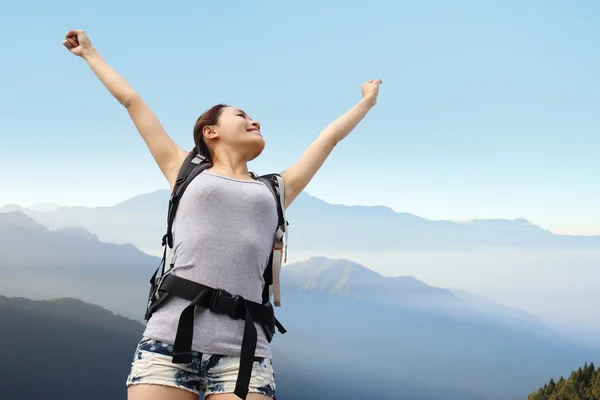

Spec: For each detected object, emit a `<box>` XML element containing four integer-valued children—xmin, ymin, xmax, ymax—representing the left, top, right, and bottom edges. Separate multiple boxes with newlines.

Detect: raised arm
<box><xmin>280</xmin><ymin>79</ymin><xmax>382</xmax><ymax>209</ymax></box>
<box><xmin>62</xmin><ymin>30</ymin><xmax>188</xmax><ymax>190</ymax></box>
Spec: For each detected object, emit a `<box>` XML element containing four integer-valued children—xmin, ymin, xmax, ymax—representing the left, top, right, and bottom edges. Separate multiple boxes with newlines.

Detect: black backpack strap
<box><xmin>257</xmin><ymin>173</ymin><xmax>288</xmax><ymax>307</ymax></box>
<box><xmin>166</xmin><ymin>153</ymin><xmax>212</xmax><ymax>248</ymax></box>
<box><xmin>144</xmin><ymin>240</ymin><xmax>169</xmax><ymax>320</ymax></box>
<box><xmin>144</xmin><ymin>152</ymin><xmax>211</xmax><ymax>320</ymax></box>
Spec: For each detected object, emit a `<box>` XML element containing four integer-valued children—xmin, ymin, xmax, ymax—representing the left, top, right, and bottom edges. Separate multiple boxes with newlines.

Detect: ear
<box><xmin>202</xmin><ymin>125</ymin><xmax>219</xmax><ymax>141</ymax></box>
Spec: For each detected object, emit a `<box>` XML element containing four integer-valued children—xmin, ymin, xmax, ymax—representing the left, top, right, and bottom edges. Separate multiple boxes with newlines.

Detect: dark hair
<box><xmin>192</xmin><ymin>104</ymin><xmax>229</xmax><ymax>163</ymax></box>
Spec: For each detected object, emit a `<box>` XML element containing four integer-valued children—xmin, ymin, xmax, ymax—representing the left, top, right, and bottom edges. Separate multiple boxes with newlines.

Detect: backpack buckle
<box><xmin>210</xmin><ymin>288</ymin><xmax>243</xmax><ymax>319</ymax></box>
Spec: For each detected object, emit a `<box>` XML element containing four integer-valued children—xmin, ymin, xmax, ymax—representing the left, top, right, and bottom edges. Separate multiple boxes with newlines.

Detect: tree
<box><xmin>526</xmin><ymin>362</ymin><xmax>600</xmax><ymax>400</ymax></box>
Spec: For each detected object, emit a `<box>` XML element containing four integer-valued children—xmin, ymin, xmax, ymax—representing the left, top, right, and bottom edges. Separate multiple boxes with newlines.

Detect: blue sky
<box><xmin>1</xmin><ymin>0</ymin><xmax>599</xmax><ymax>235</ymax></box>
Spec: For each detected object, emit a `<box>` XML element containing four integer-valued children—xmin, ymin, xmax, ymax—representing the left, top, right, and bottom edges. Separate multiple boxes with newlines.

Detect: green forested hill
<box><xmin>526</xmin><ymin>362</ymin><xmax>600</xmax><ymax>400</ymax></box>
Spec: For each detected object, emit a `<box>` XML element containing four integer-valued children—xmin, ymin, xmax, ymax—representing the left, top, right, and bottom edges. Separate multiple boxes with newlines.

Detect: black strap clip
<box><xmin>210</xmin><ymin>288</ymin><xmax>243</xmax><ymax>319</ymax></box>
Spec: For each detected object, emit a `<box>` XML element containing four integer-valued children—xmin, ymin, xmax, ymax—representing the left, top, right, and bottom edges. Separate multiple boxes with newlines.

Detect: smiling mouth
<box><xmin>247</xmin><ymin>129</ymin><xmax>261</xmax><ymax>135</ymax></box>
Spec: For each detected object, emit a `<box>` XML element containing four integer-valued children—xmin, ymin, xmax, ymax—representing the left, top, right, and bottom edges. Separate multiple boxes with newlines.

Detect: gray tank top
<box><xmin>143</xmin><ymin>170</ymin><xmax>279</xmax><ymax>358</ymax></box>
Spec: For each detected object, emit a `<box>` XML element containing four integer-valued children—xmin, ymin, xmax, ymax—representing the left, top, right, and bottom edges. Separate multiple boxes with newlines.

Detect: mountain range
<box><xmin>1</xmin><ymin>210</ymin><xmax>598</xmax><ymax>400</ymax></box>
<box><xmin>0</xmin><ymin>294</ymin><xmax>482</xmax><ymax>400</ymax></box>
<box><xmin>2</xmin><ymin>189</ymin><xmax>599</xmax><ymax>255</ymax></box>
<box><xmin>0</xmin><ymin>209</ymin><xmax>156</xmax><ymax>273</ymax></box>
<box><xmin>0</xmin><ymin>295</ymin><xmax>144</xmax><ymax>400</ymax></box>
<box><xmin>283</xmin><ymin>256</ymin><xmax>555</xmax><ymax>338</ymax></box>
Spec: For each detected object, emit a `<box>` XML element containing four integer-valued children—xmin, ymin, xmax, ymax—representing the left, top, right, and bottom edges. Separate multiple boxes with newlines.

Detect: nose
<box><xmin>250</xmin><ymin>120</ymin><xmax>260</xmax><ymax>130</ymax></box>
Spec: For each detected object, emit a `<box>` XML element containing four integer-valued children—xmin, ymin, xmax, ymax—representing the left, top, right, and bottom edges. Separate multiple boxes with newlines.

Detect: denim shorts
<box><xmin>126</xmin><ymin>336</ymin><xmax>276</xmax><ymax>398</ymax></box>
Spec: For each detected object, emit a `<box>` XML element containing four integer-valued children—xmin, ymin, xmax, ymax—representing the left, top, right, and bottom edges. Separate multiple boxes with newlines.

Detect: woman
<box><xmin>63</xmin><ymin>29</ymin><xmax>381</xmax><ymax>400</ymax></box>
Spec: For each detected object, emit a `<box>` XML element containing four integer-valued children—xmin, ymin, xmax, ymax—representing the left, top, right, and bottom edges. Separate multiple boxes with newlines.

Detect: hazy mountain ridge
<box><xmin>0</xmin><ymin>211</ymin><xmax>158</xmax><ymax>271</ymax></box>
<box><xmin>0</xmin><ymin>294</ymin><xmax>488</xmax><ymax>400</ymax></box>
<box><xmin>279</xmin><ymin>256</ymin><xmax>575</xmax><ymax>345</ymax></box>
<box><xmin>2</xmin><ymin>190</ymin><xmax>599</xmax><ymax>254</ymax></box>
<box><xmin>450</xmin><ymin>288</ymin><xmax>549</xmax><ymax>327</ymax></box>
<box><xmin>1</xmin><ymin>213</ymin><xmax>598</xmax><ymax>400</ymax></box>
<box><xmin>284</xmin><ymin>255</ymin><xmax>446</xmax><ymax>291</ymax></box>
<box><xmin>2</xmin><ymin>290</ymin><xmax>594</xmax><ymax>400</ymax></box>
<box><xmin>0</xmin><ymin>211</ymin><xmax>583</xmax><ymax>343</ymax></box>
<box><xmin>0</xmin><ymin>294</ymin><xmax>144</xmax><ymax>400</ymax></box>
<box><xmin>448</xmin><ymin>288</ymin><xmax>557</xmax><ymax>340</ymax></box>
<box><xmin>281</xmin><ymin>256</ymin><xmax>474</xmax><ymax>315</ymax></box>
<box><xmin>0</xmin><ymin>211</ymin><xmax>536</xmax><ymax>324</ymax></box>
<box><xmin>0</xmin><ymin>294</ymin><xmax>144</xmax><ymax>334</ymax></box>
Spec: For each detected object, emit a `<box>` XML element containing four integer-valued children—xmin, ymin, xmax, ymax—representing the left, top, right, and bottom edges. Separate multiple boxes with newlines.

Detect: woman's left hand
<box><xmin>361</xmin><ymin>78</ymin><xmax>383</xmax><ymax>106</ymax></box>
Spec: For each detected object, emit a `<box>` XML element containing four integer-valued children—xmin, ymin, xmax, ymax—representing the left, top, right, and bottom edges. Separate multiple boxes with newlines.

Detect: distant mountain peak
<box><xmin>283</xmin><ymin>257</ymin><xmax>379</xmax><ymax>292</ymax></box>
<box><xmin>0</xmin><ymin>204</ymin><xmax>28</xmax><ymax>213</ymax></box>
<box><xmin>299</xmin><ymin>192</ymin><xmax>397</xmax><ymax>212</ymax></box>
<box><xmin>110</xmin><ymin>189</ymin><xmax>170</xmax><ymax>213</ymax></box>
<box><xmin>0</xmin><ymin>209</ymin><xmax>159</xmax><ymax>269</ymax></box>
<box><xmin>289</xmin><ymin>256</ymin><xmax>382</xmax><ymax>275</ymax></box>
<box><xmin>27</xmin><ymin>203</ymin><xmax>63</xmax><ymax>212</ymax></box>
<box><xmin>291</xmin><ymin>192</ymin><xmax>427</xmax><ymax>222</ymax></box>
<box><xmin>472</xmin><ymin>217</ymin><xmax>531</xmax><ymax>223</ymax></box>
<box><xmin>0</xmin><ymin>211</ymin><xmax>101</xmax><ymax>240</ymax></box>
<box><xmin>0</xmin><ymin>210</ymin><xmax>44</xmax><ymax>228</ymax></box>
<box><xmin>281</xmin><ymin>256</ymin><xmax>464</xmax><ymax>313</ymax></box>
<box><xmin>460</xmin><ymin>217</ymin><xmax>540</xmax><ymax>230</ymax></box>
<box><xmin>54</xmin><ymin>226</ymin><xmax>100</xmax><ymax>241</ymax></box>
<box><xmin>4</xmin><ymin>185</ymin><xmax>598</xmax><ymax>255</ymax></box>
<box><xmin>284</xmin><ymin>256</ymin><xmax>436</xmax><ymax>293</ymax></box>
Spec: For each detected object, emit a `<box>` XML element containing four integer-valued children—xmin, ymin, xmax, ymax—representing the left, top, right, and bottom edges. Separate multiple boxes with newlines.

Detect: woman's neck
<box><xmin>208</xmin><ymin>160</ymin><xmax>252</xmax><ymax>181</ymax></box>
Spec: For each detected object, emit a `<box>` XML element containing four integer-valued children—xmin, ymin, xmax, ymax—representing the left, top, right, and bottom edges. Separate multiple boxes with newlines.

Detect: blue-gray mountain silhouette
<box><xmin>281</xmin><ymin>256</ymin><xmax>470</xmax><ymax>313</ymax></box>
<box><xmin>0</xmin><ymin>295</ymin><xmax>144</xmax><ymax>400</ymax></box>
<box><xmin>0</xmin><ymin>210</ymin><xmax>157</xmax><ymax>271</ymax></box>
<box><xmin>1</xmin><ymin>211</ymin><xmax>597</xmax><ymax>400</ymax></box>
<box><xmin>0</xmin><ymin>294</ymin><xmax>488</xmax><ymax>400</ymax></box>
<box><xmin>1</xmin><ymin>190</ymin><xmax>598</xmax><ymax>253</ymax></box>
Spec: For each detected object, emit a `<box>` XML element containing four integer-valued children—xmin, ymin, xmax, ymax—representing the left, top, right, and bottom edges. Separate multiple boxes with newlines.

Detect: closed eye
<box><xmin>235</xmin><ymin>109</ymin><xmax>250</xmax><ymax>119</ymax></box>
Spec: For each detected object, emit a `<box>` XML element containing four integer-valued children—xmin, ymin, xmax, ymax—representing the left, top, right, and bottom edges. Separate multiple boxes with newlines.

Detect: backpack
<box><xmin>143</xmin><ymin>152</ymin><xmax>288</xmax><ymax>400</ymax></box>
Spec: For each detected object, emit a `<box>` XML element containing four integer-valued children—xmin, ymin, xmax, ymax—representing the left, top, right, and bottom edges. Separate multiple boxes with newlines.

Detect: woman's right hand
<box><xmin>62</xmin><ymin>30</ymin><xmax>94</xmax><ymax>58</ymax></box>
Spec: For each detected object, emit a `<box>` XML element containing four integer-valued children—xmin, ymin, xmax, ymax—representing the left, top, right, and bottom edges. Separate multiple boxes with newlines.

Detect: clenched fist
<box><xmin>62</xmin><ymin>30</ymin><xmax>94</xmax><ymax>57</ymax></box>
<box><xmin>362</xmin><ymin>78</ymin><xmax>383</xmax><ymax>106</ymax></box>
